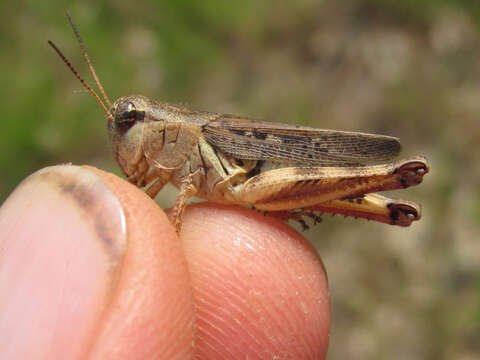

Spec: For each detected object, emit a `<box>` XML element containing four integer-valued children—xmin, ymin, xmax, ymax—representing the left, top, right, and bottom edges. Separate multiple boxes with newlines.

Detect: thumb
<box><xmin>0</xmin><ymin>165</ymin><xmax>196</xmax><ymax>359</ymax></box>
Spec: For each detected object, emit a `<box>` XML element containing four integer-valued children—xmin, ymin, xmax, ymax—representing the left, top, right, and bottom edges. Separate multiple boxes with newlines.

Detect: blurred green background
<box><xmin>1</xmin><ymin>0</ymin><xmax>479</xmax><ymax>358</ymax></box>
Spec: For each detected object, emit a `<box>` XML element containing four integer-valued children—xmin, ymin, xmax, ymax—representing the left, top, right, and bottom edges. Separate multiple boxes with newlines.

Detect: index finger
<box><xmin>181</xmin><ymin>203</ymin><xmax>330</xmax><ymax>359</ymax></box>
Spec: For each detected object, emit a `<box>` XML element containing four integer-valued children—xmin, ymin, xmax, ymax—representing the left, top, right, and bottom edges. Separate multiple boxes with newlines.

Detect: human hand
<box><xmin>0</xmin><ymin>165</ymin><xmax>330</xmax><ymax>359</ymax></box>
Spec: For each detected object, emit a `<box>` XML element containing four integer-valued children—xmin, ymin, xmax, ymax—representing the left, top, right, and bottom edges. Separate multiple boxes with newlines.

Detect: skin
<box><xmin>0</xmin><ymin>165</ymin><xmax>330</xmax><ymax>360</ymax></box>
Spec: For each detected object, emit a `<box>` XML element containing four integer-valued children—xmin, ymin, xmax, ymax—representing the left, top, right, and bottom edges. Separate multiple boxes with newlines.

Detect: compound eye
<box><xmin>124</xmin><ymin>102</ymin><xmax>135</xmax><ymax>113</ymax></box>
<box><xmin>114</xmin><ymin>102</ymin><xmax>145</xmax><ymax>132</ymax></box>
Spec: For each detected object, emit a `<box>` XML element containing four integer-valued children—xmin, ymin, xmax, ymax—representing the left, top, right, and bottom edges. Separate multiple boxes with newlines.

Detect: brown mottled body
<box><xmin>50</xmin><ymin>14</ymin><xmax>429</xmax><ymax>232</ymax></box>
<box><xmin>108</xmin><ymin>95</ymin><xmax>428</xmax><ymax>231</ymax></box>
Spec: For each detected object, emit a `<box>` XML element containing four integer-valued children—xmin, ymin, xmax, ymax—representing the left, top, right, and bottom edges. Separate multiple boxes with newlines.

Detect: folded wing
<box><xmin>203</xmin><ymin>116</ymin><xmax>401</xmax><ymax>166</ymax></box>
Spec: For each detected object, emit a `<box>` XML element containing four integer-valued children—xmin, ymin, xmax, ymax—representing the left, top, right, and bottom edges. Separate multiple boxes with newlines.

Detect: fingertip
<box><xmin>0</xmin><ymin>165</ymin><xmax>128</xmax><ymax>359</ymax></box>
<box><xmin>181</xmin><ymin>203</ymin><xmax>330</xmax><ymax>359</ymax></box>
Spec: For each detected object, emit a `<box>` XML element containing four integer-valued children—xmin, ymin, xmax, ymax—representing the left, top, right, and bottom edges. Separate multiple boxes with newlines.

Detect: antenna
<box><xmin>48</xmin><ymin>12</ymin><xmax>114</xmax><ymax>122</ymax></box>
<box><xmin>65</xmin><ymin>10</ymin><xmax>112</xmax><ymax>108</ymax></box>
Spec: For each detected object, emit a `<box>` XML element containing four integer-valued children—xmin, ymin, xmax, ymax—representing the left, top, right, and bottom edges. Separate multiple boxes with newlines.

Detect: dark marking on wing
<box><xmin>231</xmin><ymin>128</ymin><xmax>246</xmax><ymax>136</ymax></box>
<box><xmin>253</xmin><ymin>129</ymin><xmax>267</xmax><ymax>140</ymax></box>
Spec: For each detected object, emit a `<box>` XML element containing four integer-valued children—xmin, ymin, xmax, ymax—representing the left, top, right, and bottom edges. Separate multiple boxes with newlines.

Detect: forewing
<box><xmin>203</xmin><ymin>115</ymin><xmax>401</xmax><ymax>166</ymax></box>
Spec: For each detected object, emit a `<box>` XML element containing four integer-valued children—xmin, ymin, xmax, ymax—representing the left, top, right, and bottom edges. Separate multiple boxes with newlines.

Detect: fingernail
<box><xmin>0</xmin><ymin>165</ymin><xmax>127</xmax><ymax>359</ymax></box>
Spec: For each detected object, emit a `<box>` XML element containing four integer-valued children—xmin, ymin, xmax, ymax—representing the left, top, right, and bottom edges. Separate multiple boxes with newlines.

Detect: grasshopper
<box><xmin>49</xmin><ymin>13</ymin><xmax>429</xmax><ymax>232</ymax></box>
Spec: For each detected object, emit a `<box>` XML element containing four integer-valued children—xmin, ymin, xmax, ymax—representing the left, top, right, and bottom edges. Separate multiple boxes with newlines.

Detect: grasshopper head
<box><xmin>108</xmin><ymin>95</ymin><xmax>150</xmax><ymax>176</ymax></box>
